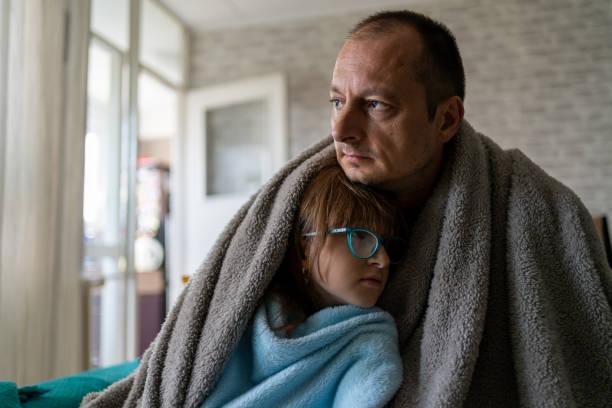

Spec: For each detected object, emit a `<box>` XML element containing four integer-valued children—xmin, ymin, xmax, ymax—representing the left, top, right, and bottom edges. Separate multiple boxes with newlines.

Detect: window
<box><xmin>91</xmin><ymin>0</ymin><xmax>129</xmax><ymax>51</ymax></box>
<box><xmin>140</xmin><ymin>0</ymin><xmax>187</xmax><ymax>87</ymax></box>
<box><xmin>83</xmin><ymin>38</ymin><xmax>127</xmax><ymax>367</ymax></box>
<box><xmin>83</xmin><ymin>0</ymin><xmax>188</xmax><ymax>367</ymax></box>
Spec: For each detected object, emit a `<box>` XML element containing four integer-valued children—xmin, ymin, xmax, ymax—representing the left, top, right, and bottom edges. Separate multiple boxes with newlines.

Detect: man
<box><xmin>331</xmin><ymin>12</ymin><xmax>464</xmax><ymax>211</ymax></box>
<box><xmin>329</xmin><ymin>10</ymin><xmax>612</xmax><ymax>407</ymax></box>
<box><xmin>81</xmin><ymin>10</ymin><xmax>611</xmax><ymax>408</ymax></box>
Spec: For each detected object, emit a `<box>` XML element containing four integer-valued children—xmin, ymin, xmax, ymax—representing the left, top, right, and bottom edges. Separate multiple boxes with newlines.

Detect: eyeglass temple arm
<box><xmin>302</xmin><ymin>227</ymin><xmax>349</xmax><ymax>237</ymax></box>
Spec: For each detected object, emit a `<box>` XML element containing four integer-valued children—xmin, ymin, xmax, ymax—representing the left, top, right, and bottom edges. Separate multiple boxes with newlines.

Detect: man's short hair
<box><xmin>349</xmin><ymin>10</ymin><xmax>465</xmax><ymax>120</ymax></box>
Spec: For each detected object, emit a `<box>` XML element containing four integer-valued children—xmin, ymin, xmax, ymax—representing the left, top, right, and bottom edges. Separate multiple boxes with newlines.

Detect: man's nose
<box><xmin>331</xmin><ymin>104</ymin><xmax>364</xmax><ymax>144</ymax></box>
<box><xmin>367</xmin><ymin>247</ymin><xmax>390</xmax><ymax>269</ymax></box>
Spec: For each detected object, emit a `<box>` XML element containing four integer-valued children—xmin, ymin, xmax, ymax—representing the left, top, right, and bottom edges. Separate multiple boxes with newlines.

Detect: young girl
<box><xmin>202</xmin><ymin>160</ymin><xmax>406</xmax><ymax>408</ymax></box>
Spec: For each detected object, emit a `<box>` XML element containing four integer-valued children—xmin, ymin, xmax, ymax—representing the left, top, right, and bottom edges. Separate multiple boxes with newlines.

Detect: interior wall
<box><xmin>190</xmin><ymin>0</ymin><xmax>612</xmax><ymax>219</ymax></box>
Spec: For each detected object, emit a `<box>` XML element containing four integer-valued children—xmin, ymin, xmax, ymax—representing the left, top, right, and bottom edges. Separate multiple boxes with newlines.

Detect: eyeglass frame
<box><xmin>302</xmin><ymin>227</ymin><xmax>405</xmax><ymax>264</ymax></box>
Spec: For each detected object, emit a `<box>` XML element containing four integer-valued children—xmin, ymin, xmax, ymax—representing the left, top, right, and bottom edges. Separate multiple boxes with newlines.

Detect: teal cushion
<box><xmin>0</xmin><ymin>382</ymin><xmax>21</xmax><ymax>408</ymax></box>
<box><xmin>20</xmin><ymin>377</ymin><xmax>110</xmax><ymax>408</ymax></box>
<box><xmin>0</xmin><ymin>360</ymin><xmax>139</xmax><ymax>408</ymax></box>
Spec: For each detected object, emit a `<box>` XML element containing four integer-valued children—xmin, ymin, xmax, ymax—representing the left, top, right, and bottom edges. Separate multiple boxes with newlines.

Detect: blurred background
<box><xmin>0</xmin><ymin>0</ymin><xmax>610</xmax><ymax>385</ymax></box>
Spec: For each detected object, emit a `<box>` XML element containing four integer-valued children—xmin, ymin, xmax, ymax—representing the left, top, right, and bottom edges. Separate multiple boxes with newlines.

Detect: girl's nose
<box><xmin>367</xmin><ymin>246</ymin><xmax>390</xmax><ymax>268</ymax></box>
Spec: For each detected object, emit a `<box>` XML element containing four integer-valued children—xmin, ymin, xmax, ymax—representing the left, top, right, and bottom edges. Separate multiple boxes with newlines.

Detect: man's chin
<box><xmin>340</xmin><ymin>164</ymin><xmax>401</xmax><ymax>193</ymax></box>
<box><xmin>341</xmin><ymin>165</ymin><xmax>377</xmax><ymax>186</ymax></box>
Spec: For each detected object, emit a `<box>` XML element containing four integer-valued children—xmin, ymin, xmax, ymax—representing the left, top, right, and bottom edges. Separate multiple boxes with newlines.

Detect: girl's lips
<box><xmin>360</xmin><ymin>277</ymin><xmax>383</xmax><ymax>288</ymax></box>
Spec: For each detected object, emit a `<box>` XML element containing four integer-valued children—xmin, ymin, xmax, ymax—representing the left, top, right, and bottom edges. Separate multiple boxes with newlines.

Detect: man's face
<box><xmin>330</xmin><ymin>28</ymin><xmax>447</xmax><ymax>197</ymax></box>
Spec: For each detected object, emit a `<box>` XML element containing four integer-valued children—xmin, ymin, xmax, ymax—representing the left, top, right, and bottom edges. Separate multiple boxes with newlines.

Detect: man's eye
<box><xmin>367</xmin><ymin>100</ymin><xmax>385</xmax><ymax>110</ymax></box>
<box><xmin>329</xmin><ymin>98</ymin><xmax>343</xmax><ymax>109</ymax></box>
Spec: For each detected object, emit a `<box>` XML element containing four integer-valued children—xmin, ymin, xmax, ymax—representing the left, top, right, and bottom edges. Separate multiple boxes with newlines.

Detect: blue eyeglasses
<box><xmin>303</xmin><ymin>227</ymin><xmax>406</xmax><ymax>264</ymax></box>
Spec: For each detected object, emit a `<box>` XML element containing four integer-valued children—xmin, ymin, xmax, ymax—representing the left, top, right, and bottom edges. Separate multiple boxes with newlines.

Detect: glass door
<box><xmin>82</xmin><ymin>0</ymin><xmax>188</xmax><ymax>368</ymax></box>
<box><xmin>83</xmin><ymin>37</ymin><xmax>129</xmax><ymax>367</ymax></box>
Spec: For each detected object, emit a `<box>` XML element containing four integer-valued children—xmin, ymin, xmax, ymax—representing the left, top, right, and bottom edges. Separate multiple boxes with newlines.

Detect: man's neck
<box><xmin>394</xmin><ymin>148</ymin><xmax>447</xmax><ymax>211</ymax></box>
<box><xmin>395</xmin><ymin>183</ymin><xmax>435</xmax><ymax>211</ymax></box>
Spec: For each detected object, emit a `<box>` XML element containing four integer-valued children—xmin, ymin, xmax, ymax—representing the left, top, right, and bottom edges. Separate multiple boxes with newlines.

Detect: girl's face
<box><xmin>306</xmin><ymin>233</ymin><xmax>390</xmax><ymax>308</ymax></box>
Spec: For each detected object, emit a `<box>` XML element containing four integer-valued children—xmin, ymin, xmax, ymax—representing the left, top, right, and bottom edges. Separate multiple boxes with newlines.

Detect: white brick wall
<box><xmin>190</xmin><ymin>0</ymin><xmax>612</xmax><ymax>219</ymax></box>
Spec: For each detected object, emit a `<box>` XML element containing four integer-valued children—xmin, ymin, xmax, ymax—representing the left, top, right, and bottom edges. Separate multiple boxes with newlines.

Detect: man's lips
<box><xmin>335</xmin><ymin>141</ymin><xmax>372</xmax><ymax>160</ymax></box>
<box><xmin>342</xmin><ymin>151</ymin><xmax>371</xmax><ymax>161</ymax></box>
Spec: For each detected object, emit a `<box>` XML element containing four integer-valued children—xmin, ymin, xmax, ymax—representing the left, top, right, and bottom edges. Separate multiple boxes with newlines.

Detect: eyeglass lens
<box><xmin>349</xmin><ymin>229</ymin><xmax>379</xmax><ymax>258</ymax></box>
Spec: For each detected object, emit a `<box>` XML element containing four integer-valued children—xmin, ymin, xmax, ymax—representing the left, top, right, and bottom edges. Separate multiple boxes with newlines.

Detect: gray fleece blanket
<box><xmin>82</xmin><ymin>121</ymin><xmax>612</xmax><ymax>407</ymax></box>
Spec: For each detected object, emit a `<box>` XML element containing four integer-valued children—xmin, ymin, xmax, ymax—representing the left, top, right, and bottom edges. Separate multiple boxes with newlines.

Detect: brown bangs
<box><xmin>298</xmin><ymin>159</ymin><xmax>402</xmax><ymax>271</ymax></box>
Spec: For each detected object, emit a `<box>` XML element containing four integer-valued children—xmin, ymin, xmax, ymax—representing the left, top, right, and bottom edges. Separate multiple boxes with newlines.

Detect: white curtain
<box><xmin>0</xmin><ymin>0</ymin><xmax>90</xmax><ymax>384</ymax></box>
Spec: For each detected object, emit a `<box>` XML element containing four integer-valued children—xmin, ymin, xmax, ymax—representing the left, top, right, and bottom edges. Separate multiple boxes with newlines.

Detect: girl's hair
<box><xmin>269</xmin><ymin>158</ymin><xmax>404</xmax><ymax>320</ymax></box>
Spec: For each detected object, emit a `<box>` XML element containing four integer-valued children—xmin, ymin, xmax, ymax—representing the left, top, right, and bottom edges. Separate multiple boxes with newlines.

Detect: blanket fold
<box><xmin>82</xmin><ymin>120</ymin><xmax>612</xmax><ymax>408</ymax></box>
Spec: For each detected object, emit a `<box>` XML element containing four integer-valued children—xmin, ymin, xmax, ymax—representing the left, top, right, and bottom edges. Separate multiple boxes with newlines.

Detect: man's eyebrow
<box><xmin>330</xmin><ymin>85</ymin><xmax>400</xmax><ymax>103</ymax></box>
<box><xmin>330</xmin><ymin>85</ymin><xmax>342</xmax><ymax>95</ymax></box>
<box><xmin>362</xmin><ymin>87</ymin><xmax>399</xmax><ymax>100</ymax></box>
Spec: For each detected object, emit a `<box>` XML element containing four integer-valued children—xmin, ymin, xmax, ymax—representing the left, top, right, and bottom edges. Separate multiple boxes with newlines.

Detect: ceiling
<box><xmin>161</xmin><ymin>0</ymin><xmax>416</xmax><ymax>31</ymax></box>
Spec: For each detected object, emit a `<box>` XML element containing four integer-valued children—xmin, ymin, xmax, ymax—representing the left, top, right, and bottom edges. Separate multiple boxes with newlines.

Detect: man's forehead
<box><xmin>330</xmin><ymin>82</ymin><xmax>399</xmax><ymax>100</ymax></box>
<box><xmin>333</xmin><ymin>28</ymin><xmax>422</xmax><ymax>79</ymax></box>
<box><xmin>331</xmin><ymin>32</ymin><xmax>421</xmax><ymax>93</ymax></box>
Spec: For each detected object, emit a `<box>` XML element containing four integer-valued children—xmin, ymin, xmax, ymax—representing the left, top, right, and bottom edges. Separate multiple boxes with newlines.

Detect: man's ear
<box><xmin>436</xmin><ymin>96</ymin><xmax>464</xmax><ymax>143</ymax></box>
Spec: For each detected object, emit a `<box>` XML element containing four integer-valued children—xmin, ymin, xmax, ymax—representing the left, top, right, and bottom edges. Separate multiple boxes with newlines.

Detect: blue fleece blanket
<box><xmin>201</xmin><ymin>298</ymin><xmax>402</xmax><ymax>408</ymax></box>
